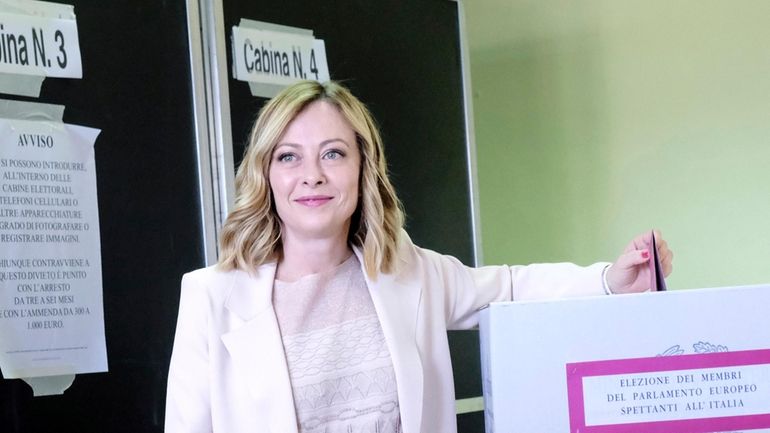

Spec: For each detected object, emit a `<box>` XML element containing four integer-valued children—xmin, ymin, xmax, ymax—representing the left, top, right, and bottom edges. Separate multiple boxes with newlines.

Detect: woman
<box><xmin>165</xmin><ymin>80</ymin><xmax>673</xmax><ymax>433</ymax></box>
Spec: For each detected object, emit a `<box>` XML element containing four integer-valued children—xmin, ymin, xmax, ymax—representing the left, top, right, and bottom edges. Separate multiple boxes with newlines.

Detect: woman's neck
<box><xmin>277</xmin><ymin>232</ymin><xmax>353</xmax><ymax>282</ymax></box>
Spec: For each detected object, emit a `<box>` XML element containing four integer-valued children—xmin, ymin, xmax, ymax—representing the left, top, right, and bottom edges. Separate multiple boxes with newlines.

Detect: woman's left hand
<box><xmin>605</xmin><ymin>230</ymin><xmax>673</xmax><ymax>294</ymax></box>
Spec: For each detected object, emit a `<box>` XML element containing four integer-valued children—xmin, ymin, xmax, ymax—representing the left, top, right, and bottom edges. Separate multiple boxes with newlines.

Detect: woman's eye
<box><xmin>277</xmin><ymin>153</ymin><xmax>296</xmax><ymax>162</ymax></box>
<box><xmin>323</xmin><ymin>150</ymin><xmax>344</xmax><ymax>160</ymax></box>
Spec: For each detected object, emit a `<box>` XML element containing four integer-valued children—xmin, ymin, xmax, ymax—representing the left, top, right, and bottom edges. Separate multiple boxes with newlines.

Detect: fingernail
<box><xmin>641</xmin><ymin>250</ymin><xmax>650</xmax><ymax>259</ymax></box>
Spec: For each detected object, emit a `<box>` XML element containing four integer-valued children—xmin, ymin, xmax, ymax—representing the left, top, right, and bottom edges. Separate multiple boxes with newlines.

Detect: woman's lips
<box><xmin>295</xmin><ymin>195</ymin><xmax>333</xmax><ymax>207</ymax></box>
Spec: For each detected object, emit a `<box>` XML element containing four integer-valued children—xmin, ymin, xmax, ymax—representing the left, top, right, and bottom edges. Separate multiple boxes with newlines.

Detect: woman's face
<box><xmin>268</xmin><ymin>100</ymin><xmax>361</xmax><ymax>242</ymax></box>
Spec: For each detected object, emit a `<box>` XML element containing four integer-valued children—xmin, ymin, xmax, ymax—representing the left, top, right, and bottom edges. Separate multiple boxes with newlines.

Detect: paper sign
<box><xmin>0</xmin><ymin>11</ymin><xmax>83</xmax><ymax>78</ymax></box>
<box><xmin>567</xmin><ymin>349</ymin><xmax>770</xmax><ymax>433</ymax></box>
<box><xmin>231</xmin><ymin>24</ymin><xmax>330</xmax><ymax>86</ymax></box>
<box><xmin>0</xmin><ymin>117</ymin><xmax>106</xmax><ymax>378</ymax></box>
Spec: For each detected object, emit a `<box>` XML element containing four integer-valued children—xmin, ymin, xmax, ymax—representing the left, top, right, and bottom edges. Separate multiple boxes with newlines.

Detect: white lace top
<box><xmin>273</xmin><ymin>255</ymin><xmax>402</xmax><ymax>433</ymax></box>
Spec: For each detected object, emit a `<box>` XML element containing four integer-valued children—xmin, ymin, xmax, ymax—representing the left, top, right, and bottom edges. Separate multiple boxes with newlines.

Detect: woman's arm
<box><xmin>407</xmin><ymin>239</ymin><xmax>607</xmax><ymax>331</ymax></box>
<box><xmin>165</xmin><ymin>273</ymin><xmax>213</xmax><ymax>433</ymax></box>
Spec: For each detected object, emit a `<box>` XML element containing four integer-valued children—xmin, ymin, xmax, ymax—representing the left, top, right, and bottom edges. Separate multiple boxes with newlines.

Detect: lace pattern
<box><xmin>273</xmin><ymin>255</ymin><xmax>402</xmax><ymax>433</ymax></box>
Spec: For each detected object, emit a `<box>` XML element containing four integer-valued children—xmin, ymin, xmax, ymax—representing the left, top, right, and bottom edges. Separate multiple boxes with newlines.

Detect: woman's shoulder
<box><xmin>395</xmin><ymin>229</ymin><xmax>449</xmax><ymax>263</ymax></box>
<box><xmin>183</xmin><ymin>264</ymin><xmax>230</xmax><ymax>284</ymax></box>
<box><xmin>178</xmin><ymin>265</ymin><xmax>231</xmax><ymax>303</ymax></box>
<box><xmin>182</xmin><ymin>262</ymin><xmax>276</xmax><ymax>291</ymax></box>
<box><xmin>392</xmin><ymin>229</ymin><xmax>453</xmax><ymax>274</ymax></box>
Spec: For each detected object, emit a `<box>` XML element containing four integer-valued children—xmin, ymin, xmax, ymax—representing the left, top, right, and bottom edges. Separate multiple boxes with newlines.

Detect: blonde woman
<box><xmin>165</xmin><ymin>80</ymin><xmax>673</xmax><ymax>433</ymax></box>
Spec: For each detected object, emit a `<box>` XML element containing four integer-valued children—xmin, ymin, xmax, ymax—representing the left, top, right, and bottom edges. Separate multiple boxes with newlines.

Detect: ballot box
<box><xmin>479</xmin><ymin>284</ymin><xmax>770</xmax><ymax>433</ymax></box>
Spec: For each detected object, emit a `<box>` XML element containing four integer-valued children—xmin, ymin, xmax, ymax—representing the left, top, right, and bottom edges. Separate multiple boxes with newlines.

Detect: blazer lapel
<box><xmin>354</xmin><ymin>248</ymin><xmax>424</xmax><ymax>433</ymax></box>
<box><xmin>220</xmin><ymin>264</ymin><xmax>299</xmax><ymax>433</ymax></box>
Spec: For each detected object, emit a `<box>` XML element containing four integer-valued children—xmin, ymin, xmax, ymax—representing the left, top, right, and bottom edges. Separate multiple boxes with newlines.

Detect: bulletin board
<box><xmin>0</xmin><ymin>1</ymin><xmax>205</xmax><ymax>432</ymax></box>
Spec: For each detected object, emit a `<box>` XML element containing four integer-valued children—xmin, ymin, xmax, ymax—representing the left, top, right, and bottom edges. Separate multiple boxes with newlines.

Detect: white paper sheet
<box><xmin>0</xmin><ymin>116</ymin><xmax>107</xmax><ymax>379</ymax></box>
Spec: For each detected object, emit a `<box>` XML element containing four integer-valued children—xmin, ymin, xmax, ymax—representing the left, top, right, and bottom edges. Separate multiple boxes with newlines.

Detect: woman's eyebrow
<box><xmin>273</xmin><ymin>137</ymin><xmax>352</xmax><ymax>154</ymax></box>
<box><xmin>274</xmin><ymin>142</ymin><xmax>301</xmax><ymax>150</ymax></box>
<box><xmin>320</xmin><ymin>138</ymin><xmax>351</xmax><ymax>148</ymax></box>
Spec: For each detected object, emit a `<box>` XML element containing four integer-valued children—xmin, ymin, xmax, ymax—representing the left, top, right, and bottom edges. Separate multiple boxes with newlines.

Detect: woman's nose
<box><xmin>302</xmin><ymin>160</ymin><xmax>325</xmax><ymax>186</ymax></box>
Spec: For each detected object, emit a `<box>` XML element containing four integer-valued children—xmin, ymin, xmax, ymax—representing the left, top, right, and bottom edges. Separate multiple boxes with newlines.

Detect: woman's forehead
<box><xmin>278</xmin><ymin>100</ymin><xmax>356</xmax><ymax>145</ymax></box>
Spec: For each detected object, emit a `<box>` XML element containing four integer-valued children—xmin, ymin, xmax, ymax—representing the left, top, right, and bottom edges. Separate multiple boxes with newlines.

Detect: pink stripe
<box><xmin>577</xmin><ymin>415</ymin><xmax>770</xmax><ymax>433</ymax></box>
<box><xmin>566</xmin><ymin>348</ymin><xmax>770</xmax><ymax>433</ymax></box>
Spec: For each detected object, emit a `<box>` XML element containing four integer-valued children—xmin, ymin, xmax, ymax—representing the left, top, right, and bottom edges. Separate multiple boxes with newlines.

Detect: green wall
<box><xmin>465</xmin><ymin>0</ymin><xmax>770</xmax><ymax>289</ymax></box>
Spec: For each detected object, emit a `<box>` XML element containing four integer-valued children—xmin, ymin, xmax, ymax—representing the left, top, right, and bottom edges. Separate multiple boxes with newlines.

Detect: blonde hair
<box><xmin>218</xmin><ymin>81</ymin><xmax>404</xmax><ymax>278</ymax></box>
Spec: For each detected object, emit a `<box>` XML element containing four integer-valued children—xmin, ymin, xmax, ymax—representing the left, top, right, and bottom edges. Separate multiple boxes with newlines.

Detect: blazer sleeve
<box><xmin>165</xmin><ymin>272</ymin><xmax>213</xmax><ymax>433</ymax></box>
<box><xmin>411</xmin><ymin>243</ymin><xmax>608</xmax><ymax>330</ymax></box>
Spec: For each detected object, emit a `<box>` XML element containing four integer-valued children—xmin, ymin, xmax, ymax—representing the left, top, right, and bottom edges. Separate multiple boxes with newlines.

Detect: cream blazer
<box><xmin>165</xmin><ymin>232</ymin><xmax>607</xmax><ymax>433</ymax></box>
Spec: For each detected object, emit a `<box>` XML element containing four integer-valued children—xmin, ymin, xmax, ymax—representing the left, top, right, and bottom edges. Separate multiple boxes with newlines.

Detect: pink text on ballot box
<box><xmin>566</xmin><ymin>349</ymin><xmax>770</xmax><ymax>433</ymax></box>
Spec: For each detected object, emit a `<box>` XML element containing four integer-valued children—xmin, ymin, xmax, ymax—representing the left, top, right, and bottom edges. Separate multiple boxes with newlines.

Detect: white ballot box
<box><xmin>479</xmin><ymin>284</ymin><xmax>770</xmax><ymax>433</ymax></box>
